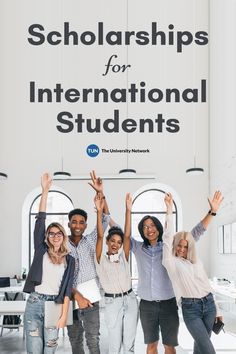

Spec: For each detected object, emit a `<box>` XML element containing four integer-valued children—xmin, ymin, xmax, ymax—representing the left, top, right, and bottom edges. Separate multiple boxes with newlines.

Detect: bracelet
<box><xmin>208</xmin><ymin>210</ymin><xmax>216</xmax><ymax>216</ymax></box>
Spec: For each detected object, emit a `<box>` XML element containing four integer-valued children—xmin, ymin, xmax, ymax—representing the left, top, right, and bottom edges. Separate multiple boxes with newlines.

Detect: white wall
<box><xmin>209</xmin><ymin>0</ymin><xmax>236</xmax><ymax>282</ymax></box>
<box><xmin>0</xmin><ymin>0</ymin><xmax>210</xmax><ymax>277</ymax></box>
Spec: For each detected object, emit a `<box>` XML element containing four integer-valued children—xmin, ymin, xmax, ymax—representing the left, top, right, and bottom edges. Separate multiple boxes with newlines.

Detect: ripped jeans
<box><xmin>24</xmin><ymin>292</ymin><xmax>59</xmax><ymax>354</ymax></box>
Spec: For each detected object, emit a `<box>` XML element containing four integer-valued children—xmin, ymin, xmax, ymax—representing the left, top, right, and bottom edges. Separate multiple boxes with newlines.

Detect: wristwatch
<box><xmin>208</xmin><ymin>210</ymin><xmax>217</xmax><ymax>216</ymax></box>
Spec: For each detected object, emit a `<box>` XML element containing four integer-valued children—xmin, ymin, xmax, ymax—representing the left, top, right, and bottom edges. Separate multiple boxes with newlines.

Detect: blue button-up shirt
<box><xmin>131</xmin><ymin>221</ymin><xmax>205</xmax><ymax>301</ymax></box>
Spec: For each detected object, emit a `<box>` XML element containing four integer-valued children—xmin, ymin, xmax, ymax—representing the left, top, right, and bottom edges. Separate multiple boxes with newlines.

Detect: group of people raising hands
<box><xmin>23</xmin><ymin>171</ymin><xmax>223</xmax><ymax>354</ymax></box>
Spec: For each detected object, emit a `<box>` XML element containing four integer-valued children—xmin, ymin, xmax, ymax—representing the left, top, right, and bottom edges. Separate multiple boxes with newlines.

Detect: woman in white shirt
<box><xmin>94</xmin><ymin>192</ymin><xmax>138</xmax><ymax>354</ymax></box>
<box><xmin>162</xmin><ymin>191</ymin><xmax>223</xmax><ymax>354</ymax></box>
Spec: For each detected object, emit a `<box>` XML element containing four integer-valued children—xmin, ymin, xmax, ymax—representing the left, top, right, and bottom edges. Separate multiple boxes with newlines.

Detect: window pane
<box><xmin>31</xmin><ymin>191</ymin><xmax>73</xmax><ymax>213</ymax></box>
<box><xmin>132</xmin><ymin>190</ymin><xmax>176</xmax><ymax>213</ymax></box>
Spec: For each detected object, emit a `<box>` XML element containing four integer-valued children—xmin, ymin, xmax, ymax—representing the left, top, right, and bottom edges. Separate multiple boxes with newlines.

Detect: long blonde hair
<box><xmin>45</xmin><ymin>222</ymin><xmax>69</xmax><ymax>264</ymax></box>
<box><xmin>172</xmin><ymin>231</ymin><xmax>197</xmax><ymax>264</ymax></box>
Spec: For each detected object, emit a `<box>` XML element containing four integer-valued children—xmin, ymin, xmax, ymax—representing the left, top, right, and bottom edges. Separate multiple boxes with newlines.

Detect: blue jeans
<box><xmin>104</xmin><ymin>291</ymin><xmax>139</xmax><ymax>354</ymax></box>
<box><xmin>24</xmin><ymin>292</ymin><xmax>59</xmax><ymax>354</ymax></box>
<box><xmin>181</xmin><ymin>293</ymin><xmax>216</xmax><ymax>354</ymax></box>
<box><xmin>67</xmin><ymin>301</ymin><xmax>100</xmax><ymax>354</ymax></box>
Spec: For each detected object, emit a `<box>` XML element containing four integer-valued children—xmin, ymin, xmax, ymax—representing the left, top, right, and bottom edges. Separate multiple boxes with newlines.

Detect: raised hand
<box><xmin>88</xmin><ymin>170</ymin><xmax>103</xmax><ymax>194</ymax></box>
<box><xmin>164</xmin><ymin>192</ymin><xmax>173</xmax><ymax>211</ymax></box>
<box><xmin>39</xmin><ymin>173</ymin><xmax>52</xmax><ymax>212</ymax></box>
<box><xmin>41</xmin><ymin>173</ymin><xmax>52</xmax><ymax>192</ymax></box>
<box><xmin>126</xmin><ymin>193</ymin><xmax>132</xmax><ymax>211</ymax></box>
<box><xmin>208</xmin><ymin>191</ymin><xmax>223</xmax><ymax>213</ymax></box>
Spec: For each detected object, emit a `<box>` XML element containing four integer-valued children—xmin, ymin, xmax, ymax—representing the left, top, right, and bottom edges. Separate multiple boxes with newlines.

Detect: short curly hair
<box><xmin>68</xmin><ymin>208</ymin><xmax>87</xmax><ymax>221</ymax></box>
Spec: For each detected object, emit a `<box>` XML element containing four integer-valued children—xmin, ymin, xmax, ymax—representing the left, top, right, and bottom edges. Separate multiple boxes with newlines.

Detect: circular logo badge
<box><xmin>86</xmin><ymin>144</ymin><xmax>100</xmax><ymax>157</ymax></box>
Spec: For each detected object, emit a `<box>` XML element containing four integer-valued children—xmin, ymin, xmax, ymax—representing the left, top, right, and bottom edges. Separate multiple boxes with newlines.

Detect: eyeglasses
<box><xmin>48</xmin><ymin>231</ymin><xmax>63</xmax><ymax>238</ymax></box>
<box><xmin>143</xmin><ymin>224</ymin><xmax>156</xmax><ymax>231</ymax></box>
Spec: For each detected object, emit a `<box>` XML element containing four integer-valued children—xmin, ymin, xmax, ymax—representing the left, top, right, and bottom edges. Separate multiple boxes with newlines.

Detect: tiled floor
<box><xmin>0</xmin><ymin>308</ymin><xmax>236</xmax><ymax>353</ymax></box>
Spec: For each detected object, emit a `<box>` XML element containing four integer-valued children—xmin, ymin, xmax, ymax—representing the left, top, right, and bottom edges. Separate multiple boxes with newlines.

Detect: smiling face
<box><xmin>142</xmin><ymin>218</ymin><xmax>159</xmax><ymax>245</ymax></box>
<box><xmin>47</xmin><ymin>226</ymin><xmax>64</xmax><ymax>249</ymax></box>
<box><xmin>176</xmin><ymin>239</ymin><xmax>188</xmax><ymax>259</ymax></box>
<box><xmin>68</xmin><ymin>214</ymin><xmax>87</xmax><ymax>240</ymax></box>
<box><xmin>106</xmin><ymin>234</ymin><xmax>123</xmax><ymax>255</ymax></box>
